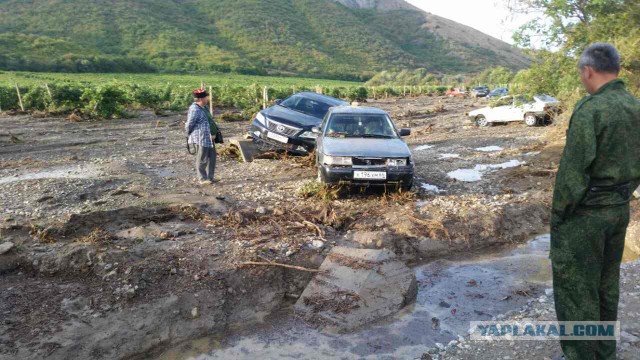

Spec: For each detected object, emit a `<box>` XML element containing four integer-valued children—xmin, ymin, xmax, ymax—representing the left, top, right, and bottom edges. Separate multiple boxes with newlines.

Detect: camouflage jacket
<box><xmin>552</xmin><ymin>79</ymin><xmax>640</xmax><ymax>226</ymax></box>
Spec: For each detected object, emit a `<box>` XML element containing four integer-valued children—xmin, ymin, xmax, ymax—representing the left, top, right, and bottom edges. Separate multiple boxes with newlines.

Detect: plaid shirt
<box><xmin>185</xmin><ymin>103</ymin><xmax>213</xmax><ymax>148</ymax></box>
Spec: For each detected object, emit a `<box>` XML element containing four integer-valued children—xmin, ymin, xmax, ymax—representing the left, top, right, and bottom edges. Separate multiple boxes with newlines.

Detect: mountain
<box><xmin>0</xmin><ymin>0</ymin><xmax>529</xmax><ymax>80</ymax></box>
<box><xmin>333</xmin><ymin>0</ymin><xmax>420</xmax><ymax>11</ymax></box>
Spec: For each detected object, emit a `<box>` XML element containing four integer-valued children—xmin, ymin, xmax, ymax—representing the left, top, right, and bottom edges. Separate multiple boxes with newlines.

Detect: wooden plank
<box><xmin>229</xmin><ymin>137</ymin><xmax>260</xmax><ymax>163</ymax></box>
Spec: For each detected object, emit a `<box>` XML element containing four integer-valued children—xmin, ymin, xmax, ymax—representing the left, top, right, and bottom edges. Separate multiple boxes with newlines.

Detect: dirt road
<box><xmin>0</xmin><ymin>95</ymin><xmax>637</xmax><ymax>359</ymax></box>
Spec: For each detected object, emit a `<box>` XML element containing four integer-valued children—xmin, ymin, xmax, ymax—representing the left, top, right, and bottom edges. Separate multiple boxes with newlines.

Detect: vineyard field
<box><xmin>0</xmin><ymin>71</ymin><xmax>448</xmax><ymax>119</ymax></box>
<box><xmin>0</xmin><ymin>71</ymin><xmax>361</xmax><ymax>88</ymax></box>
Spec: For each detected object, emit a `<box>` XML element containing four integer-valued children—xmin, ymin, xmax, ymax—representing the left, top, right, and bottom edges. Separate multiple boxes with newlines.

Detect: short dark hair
<box><xmin>578</xmin><ymin>43</ymin><xmax>621</xmax><ymax>73</ymax></box>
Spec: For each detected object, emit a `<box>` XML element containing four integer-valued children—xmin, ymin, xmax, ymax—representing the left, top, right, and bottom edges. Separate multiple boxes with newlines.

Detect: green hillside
<box><xmin>0</xmin><ymin>0</ymin><xmax>528</xmax><ymax>79</ymax></box>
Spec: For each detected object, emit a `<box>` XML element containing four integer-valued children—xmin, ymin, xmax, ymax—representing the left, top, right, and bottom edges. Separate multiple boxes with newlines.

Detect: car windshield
<box><xmin>325</xmin><ymin>113</ymin><xmax>397</xmax><ymax>138</ymax></box>
<box><xmin>280</xmin><ymin>95</ymin><xmax>338</xmax><ymax>118</ymax></box>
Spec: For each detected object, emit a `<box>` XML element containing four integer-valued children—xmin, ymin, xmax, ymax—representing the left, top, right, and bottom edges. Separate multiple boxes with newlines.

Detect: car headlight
<box><xmin>299</xmin><ymin>131</ymin><xmax>318</xmax><ymax>139</ymax></box>
<box><xmin>323</xmin><ymin>155</ymin><xmax>352</xmax><ymax>166</ymax></box>
<box><xmin>255</xmin><ymin>112</ymin><xmax>266</xmax><ymax>125</ymax></box>
<box><xmin>387</xmin><ymin>158</ymin><xmax>407</xmax><ymax>166</ymax></box>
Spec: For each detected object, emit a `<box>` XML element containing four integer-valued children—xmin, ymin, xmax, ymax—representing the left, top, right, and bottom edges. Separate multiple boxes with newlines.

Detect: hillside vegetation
<box><xmin>0</xmin><ymin>0</ymin><xmax>528</xmax><ymax>79</ymax></box>
<box><xmin>510</xmin><ymin>0</ymin><xmax>640</xmax><ymax>100</ymax></box>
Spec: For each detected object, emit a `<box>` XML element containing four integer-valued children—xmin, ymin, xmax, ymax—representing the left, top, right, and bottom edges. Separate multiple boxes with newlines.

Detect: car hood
<box><xmin>263</xmin><ymin>105</ymin><xmax>321</xmax><ymax>128</ymax></box>
<box><xmin>322</xmin><ymin>137</ymin><xmax>411</xmax><ymax>158</ymax></box>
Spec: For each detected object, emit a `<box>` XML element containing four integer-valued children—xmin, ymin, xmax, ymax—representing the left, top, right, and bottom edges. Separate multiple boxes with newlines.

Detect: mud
<box><xmin>160</xmin><ymin>234</ymin><xmax>552</xmax><ymax>359</ymax></box>
<box><xmin>0</xmin><ymin>95</ymin><xmax>638</xmax><ymax>359</ymax></box>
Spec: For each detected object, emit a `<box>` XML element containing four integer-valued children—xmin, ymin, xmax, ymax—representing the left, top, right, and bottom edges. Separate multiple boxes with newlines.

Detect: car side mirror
<box><xmin>311</xmin><ymin>126</ymin><xmax>321</xmax><ymax>134</ymax></box>
<box><xmin>399</xmin><ymin>128</ymin><xmax>411</xmax><ymax>137</ymax></box>
<box><xmin>274</xmin><ymin>99</ymin><xmax>282</xmax><ymax>105</ymax></box>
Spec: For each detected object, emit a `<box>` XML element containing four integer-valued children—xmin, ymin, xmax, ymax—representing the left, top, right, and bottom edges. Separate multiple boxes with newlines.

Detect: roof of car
<box><xmin>294</xmin><ymin>92</ymin><xmax>348</xmax><ymax>105</ymax></box>
<box><xmin>328</xmin><ymin>106</ymin><xmax>389</xmax><ymax>115</ymax></box>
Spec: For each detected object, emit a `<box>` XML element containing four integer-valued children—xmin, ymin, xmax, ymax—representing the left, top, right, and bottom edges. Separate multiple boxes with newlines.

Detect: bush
<box><xmin>81</xmin><ymin>84</ymin><xmax>129</xmax><ymax>118</ymax></box>
<box><xmin>0</xmin><ymin>85</ymin><xmax>19</xmax><ymax>110</ymax></box>
<box><xmin>347</xmin><ymin>86</ymin><xmax>368</xmax><ymax>102</ymax></box>
<box><xmin>49</xmin><ymin>83</ymin><xmax>84</xmax><ymax>111</ymax></box>
<box><xmin>22</xmin><ymin>86</ymin><xmax>49</xmax><ymax>111</ymax></box>
<box><xmin>128</xmin><ymin>84</ymin><xmax>161</xmax><ymax>109</ymax></box>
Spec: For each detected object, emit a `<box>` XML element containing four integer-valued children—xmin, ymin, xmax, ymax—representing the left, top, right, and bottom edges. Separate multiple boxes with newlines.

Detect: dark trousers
<box><xmin>550</xmin><ymin>204</ymin><xmax>630</xmax><ymax>360</ymax></box>
<box><xmin>195</xmin><ymin>144</ymin><xmax>216</xmax><ymax>181</ymax></box>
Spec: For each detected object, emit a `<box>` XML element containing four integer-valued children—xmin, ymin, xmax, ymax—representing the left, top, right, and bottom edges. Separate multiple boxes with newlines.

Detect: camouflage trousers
<box><xmin>551</xmin><ymin>204</ymin><xmax>630</xmax><ymax>360</ymax></box>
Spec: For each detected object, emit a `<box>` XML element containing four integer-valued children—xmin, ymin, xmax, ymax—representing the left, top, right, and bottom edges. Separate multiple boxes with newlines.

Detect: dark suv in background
<box><xmin>250</xmin><ymin>92</ymin><xmax>348</xmax><ymax>154</ymax></box>
<box><xmin>472</xmin><ymin>86</ymin><xmax>491</xmax><ymax>98</ymax></box>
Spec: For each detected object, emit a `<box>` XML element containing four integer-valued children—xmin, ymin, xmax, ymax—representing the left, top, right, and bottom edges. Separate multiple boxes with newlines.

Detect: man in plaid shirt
<box><xmin>186</xmin><ymin>89</ymin><xmax>217</xmax><ymax>184</ymax></box>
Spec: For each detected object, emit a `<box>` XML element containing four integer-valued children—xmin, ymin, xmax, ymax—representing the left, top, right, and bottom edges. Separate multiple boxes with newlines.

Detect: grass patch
<box><xmin>297</xmin><ymin>181</ymin><xmax>343</xmax><ymax>201</ymax></box>
<box><xmin>77</xmin><ymin>227</ymin><xmax>113</xmax><ymax>245</ymax></box>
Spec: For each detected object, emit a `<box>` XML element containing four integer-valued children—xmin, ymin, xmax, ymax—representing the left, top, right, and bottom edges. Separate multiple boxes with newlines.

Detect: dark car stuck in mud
<box><xmin>250</xmin><ymin>92</ymin><xmax>348</xmax><ymax>154</ymax></box>
<box><xmin>313</xmin><ymin>106</ymin><xmax>414</xmax><ymax>190</ymax></box>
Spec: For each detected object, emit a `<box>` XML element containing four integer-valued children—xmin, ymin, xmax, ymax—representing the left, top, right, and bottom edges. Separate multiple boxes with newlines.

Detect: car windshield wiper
<box><xmin>357</xmin><ymin>134</ymin><xmax>395</xmax><ymax>139</ymax></box>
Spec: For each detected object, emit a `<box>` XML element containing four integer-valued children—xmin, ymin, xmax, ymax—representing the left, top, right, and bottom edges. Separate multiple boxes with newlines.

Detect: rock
<box><xmin>36</xmin><ymin>196</ymin><xmax>54</xmax><ymax>203</ymax></box>
<box><xmin>417</xmin><ymin>238</ymin><xmax>448</xmax><ymax>256</ymax></box>
<box><xmin>0</xmin><ymin>254</ymin><xmax>20</xmax><ymax>273</ymax></box>
<box><xmin>626</xmin><ymin>222</ymin><xmax>640</xmax><ymax>256</ymax></box>
<box><xmin>544</xmin><ymin>288</ymin><xmax>553</xmax><ymax>297</ymax></box>
<box><xmin>432</xmin><ymin>317</ymin><xmax>440</xmax><ymax>330</ymax></box>
<box><xmin>311</xmin><ymin>240</ymin><xmax>325</xmax><ymax>249</ymax></box>
<box><xmin>256</xmin><ymin>206</ymin><xmax>267</xmax><ymax>214</ymax></box>
<box><xmin>0</xmin><ymin>242</ymin><xmax>14</xmax><ymax>255</ymax></box>
<box><xmin>295</xmin><ymin>247</ymin><xmax>417</xmax><ymax>332</ymax></box>
<box><xmin>191</xmin><ymin>307</ymin><xmax>199</xmax><ymax>318</ymax></box>
<box><xmin>346</xmin><ymin>231</ymin><xmax>391</xmax><ymax>248</ymax></box>
<box><xmin>61</xmin><ymin>296</ymin><xmax>89</xmax><ymax>315</ymax></box>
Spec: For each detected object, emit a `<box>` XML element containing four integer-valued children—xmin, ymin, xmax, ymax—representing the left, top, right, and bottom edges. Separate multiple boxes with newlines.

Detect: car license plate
<box><xmin>267</xmin><ymin>131</ymin><xmax>289</xmax><ymax>143</ymax></box>
<box><xmin>353</xmin><ymin>171</ymin><xmax>387</xmax><ymax>180</ymax></box>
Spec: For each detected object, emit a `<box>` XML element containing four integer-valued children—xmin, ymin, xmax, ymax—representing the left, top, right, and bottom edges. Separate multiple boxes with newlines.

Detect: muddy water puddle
<box><xmin>161</xmin><ymin>235</ymin><xmax>553</xmax><ymax>360</ymax></box>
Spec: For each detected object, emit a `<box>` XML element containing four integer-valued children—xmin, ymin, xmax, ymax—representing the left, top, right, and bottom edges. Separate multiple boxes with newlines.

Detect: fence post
<box><xmin>262</xmin><ymin>86</ymin><xmax>268</xmax><ymax>109</ymax></box>
<box><xmin>209</xmin><ymin>86</ymin><xmax>214</xmax><ymax>117</ymax></box>
<box><xmin>200</xmin><ymin>80</ymin><xmax>204</xmax><ymax>90</ymax></box>
<box><xmin>15</xmin><ymin>84</ymin><xmax>24</xmax><ymax>112</ymax></box>
<box><xmin>44</xmin><ymin>83</ymin><xmax>52</xmax><ymax>99</ymax></box>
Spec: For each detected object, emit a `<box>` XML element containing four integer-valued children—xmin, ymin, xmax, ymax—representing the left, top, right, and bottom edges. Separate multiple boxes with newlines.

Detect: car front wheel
<box><xmin>524</xmin><ymin>113</ymin><xmax>538</xmax><ymax>127</ymax></box>
<box><xmin>400</xmin><ymin>179</ymin><xmax>414</xmax><ymax>192</ymax></box>
<box><xmin>476</xmin><ymin>115</ymin><xmax>490</xmax><ymax>127</ymax></box>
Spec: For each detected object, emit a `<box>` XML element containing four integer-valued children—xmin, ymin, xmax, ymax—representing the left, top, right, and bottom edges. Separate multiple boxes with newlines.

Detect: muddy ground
<box><xmin>0</xmin><ymin>95</ymin><xmax>638</xmax><ymax>359</ymax></box>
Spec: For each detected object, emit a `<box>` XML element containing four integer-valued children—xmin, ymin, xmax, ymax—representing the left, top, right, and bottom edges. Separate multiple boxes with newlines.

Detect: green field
<box><xmin>0</xmin><ymin>71</ymin><xmax>361</xmax><ymax>88</ymax></box>
<box><xmin>0</xmin><ymin>71</ymin><xmax>449</xmax><ymax>119</ymax></box>
<box><xmin>0</xmin><ymin>71</ymin><xmax>366</xmax><ymax>118</ymax></box>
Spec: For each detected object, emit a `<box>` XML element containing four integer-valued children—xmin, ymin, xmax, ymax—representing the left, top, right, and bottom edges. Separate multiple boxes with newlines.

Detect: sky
<box><xmin>404</xmin><ymin>0</ymin><xmax>534</xmax><ymax>44</ymax></box>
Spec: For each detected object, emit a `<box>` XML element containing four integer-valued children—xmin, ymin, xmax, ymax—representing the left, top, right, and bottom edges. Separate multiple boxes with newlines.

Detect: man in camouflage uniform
<box><xmin>551</xmin><ymin>43</ymin><xmax>640</xmax><ymax>359</ymax></box>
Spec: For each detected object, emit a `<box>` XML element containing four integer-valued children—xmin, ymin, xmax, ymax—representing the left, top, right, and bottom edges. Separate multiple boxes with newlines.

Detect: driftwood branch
<box><xmin>239</xmin><ymin>261</ymin><xmax>324</xmax><ymax>273</ymax></box>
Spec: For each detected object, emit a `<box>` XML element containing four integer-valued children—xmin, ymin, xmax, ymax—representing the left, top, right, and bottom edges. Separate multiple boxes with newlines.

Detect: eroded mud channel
<box><xmin>161</xmin><ymin>235</ymin><xmax>552</xmax><ymax>360</ymax></box>
<box><xmin>1</xmin><ymin>96</ymin><xmax>638</xmax><ymax>359</ymax></box>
